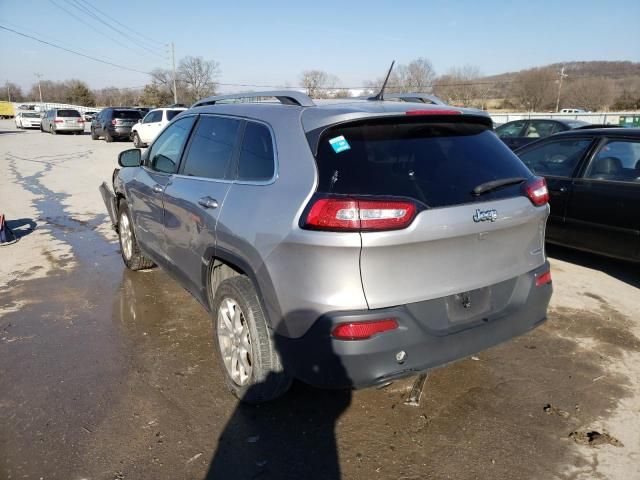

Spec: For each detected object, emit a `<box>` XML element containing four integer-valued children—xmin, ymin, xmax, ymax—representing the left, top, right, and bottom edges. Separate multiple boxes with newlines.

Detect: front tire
<box><xmin>211</xmin><ymin>276</ymin><xmax>292</xmax><ymax>403</ymax></box>
<box><xmin>132</xmin><ymin>132</ymin><xmax>142</xmax><ymax>148</ymax></box>
<box><xmin>117</xmin><ymin>200</ymin><xmax>154</xmax><ymax>271</ymax></box>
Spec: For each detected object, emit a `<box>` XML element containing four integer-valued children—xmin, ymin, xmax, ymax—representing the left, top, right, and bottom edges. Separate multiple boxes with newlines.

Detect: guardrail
<box><xmin>488</xmin><ymin>111</ymin><xmax>640</xmax><ymax>126</ymax></box>
<box><xmin>13</xmin><ymin>102</ymin><xmax>99</xmax><ymax>114</ymax></box>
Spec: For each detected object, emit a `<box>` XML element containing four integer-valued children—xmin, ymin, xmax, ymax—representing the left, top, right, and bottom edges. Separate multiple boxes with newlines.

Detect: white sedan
<box><xmin>130</xmin><ymin>107</ymin><xmax>187</xmax><ymax>147</ymax></box>
<box><xmin>16</xmin><ymin>112</ymin><xmax>42</xmax><ymax>129</ymax></box>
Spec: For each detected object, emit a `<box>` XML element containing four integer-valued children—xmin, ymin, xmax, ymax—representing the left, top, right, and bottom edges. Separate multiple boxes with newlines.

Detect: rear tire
<box><xmin>91</xmin><ymin>128</ymin><xmax>98</xmax><ymax>140</ymax></box>
<box><xmin>132</xmin><ymin>132</ymin><xmax>142</xmax><ymax>148</ymax></box>
<box><xmin>51</xmin><ymin>126</ymin><xmax>56</xmax><ymax>135</ymax></box>
<box><xmin>211</xmin><ymin>276</ymin><xmax>292</xmax><ymax>403</ymax></box>
<box><xmin>117</xmin><ymin>200</ymin><xmax>154</xmax><ymax>271</ymax></box>
<box><xmin>105</xmin><ymin>130</ymin><xmax>113</xmax><ymax>143</ymax></box>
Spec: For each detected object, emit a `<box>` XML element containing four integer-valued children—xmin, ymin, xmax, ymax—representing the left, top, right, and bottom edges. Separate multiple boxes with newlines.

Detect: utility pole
<box><xmin>5</xmin><ymin>81</ymin><xmax>11</xmax><ymax>102</ymax></box>
<box><xmin>555</xmin><ymin>66</ymin><xmax>568</xmax><ymax>112</ymax></box>
<box><xmin>170</xmin><ymin>42</ymin><xmax>178</xmax><ymax>104</ymax></box>
<box><xmin>35</xmin><ymin>73</ymin><xmax>44</xmax><ymax>105</ymax></box>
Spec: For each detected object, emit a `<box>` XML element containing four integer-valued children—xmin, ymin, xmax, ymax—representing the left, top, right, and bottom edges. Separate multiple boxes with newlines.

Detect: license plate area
<box><xmin>445</xmin><ymin>286</ymin><xmax>491</xmax><ymax>323</ymax></box>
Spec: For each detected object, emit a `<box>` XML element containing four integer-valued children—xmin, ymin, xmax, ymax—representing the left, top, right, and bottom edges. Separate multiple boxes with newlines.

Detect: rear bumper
<box><xmin>108</xmin><ymin>126</ymin><xmax>133</xmax><ymax>137</ymax></box>
<box><xmin>54</xmin><ymin>124</ymin><xmax>84</xmax><ymax>131</ymax></box>
<box><xmin>276</xmin><ymin>262</ymin><xmax>552</xmax><ymax>389</ymax></box>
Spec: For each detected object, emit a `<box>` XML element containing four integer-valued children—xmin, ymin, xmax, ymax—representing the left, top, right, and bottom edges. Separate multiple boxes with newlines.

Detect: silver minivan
<box><xmin>101</xmin><ymin>91</ymin><xmax>553</xmax><ymax>403</ymax></box>
<box><xmin>41</xmin><ymin>108</ymin><xmax>84</xmax><ymax>134</ymax></box>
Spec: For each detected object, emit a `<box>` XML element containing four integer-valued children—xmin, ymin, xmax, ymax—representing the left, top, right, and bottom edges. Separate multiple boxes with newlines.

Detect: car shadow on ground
<box><xmin>0</xmin><ymin>130</ymin><xmax>25</xmax><ymax>135</ymax></box>
<box><xmin>547</xmin><ymin>244</ymin><xmax>639</xmax><ymax>289</ymax></box>
<box><xmin>4</xmin><ymin>218</ymin><xmax>37</xmax><ymax>240</ymax></box>
<box><xmin>205</xmin><ymin>316</ymin><xmax>352</xmax><ymax>479</ymax></box>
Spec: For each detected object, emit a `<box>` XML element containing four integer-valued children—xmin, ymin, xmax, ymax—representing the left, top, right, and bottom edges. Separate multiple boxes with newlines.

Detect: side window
<box><xmin>524</xmin><ymin>121</ymin><xmax>560</xmax><ymax>138</ymax></box>
<box><xmin>147</xmin><ymin>116</ymin><xmax>196</xmax><ymax>174</ymax></box>
<box><xmin>495</xmin><ymin>120</ymin><xmax>526</xmax><ymax>138</ymax></box>
<box><xmin>145</xmin><ymin>111</ymin><xmax>162</xmax><ymax>123</ymax></box>
<box><xmin>181</xmin><ymin>116</ymin><xmax>241</xmax><ymax>179</ymax></box>
<box><xmin>237</xmin><ymin>122</ymin><xmax>275</xmax><ymax>182</ymax></box>
<box><xmin>584</xmin><ymin>140</ymin><xmax>640</xmax><ymax>182</ymax></box>
<box><xmin>518</xmin><ymin>139</ymin><xmax>592</xmax><ymax>177</ymax></box>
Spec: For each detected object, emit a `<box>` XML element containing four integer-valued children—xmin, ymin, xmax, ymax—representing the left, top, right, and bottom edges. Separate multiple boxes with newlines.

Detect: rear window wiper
<box><xmin>472</xmin><ymin>177</ymin><xmax>526</xmax><ymax>196</ymax></box>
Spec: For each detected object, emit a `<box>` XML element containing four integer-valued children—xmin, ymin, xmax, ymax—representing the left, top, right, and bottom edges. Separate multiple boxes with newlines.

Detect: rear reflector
<box><xmin>54</xmin><ymin>119</ymin><xmax>63</xmax><ymax>123</ymax></box>
<box><xmin>535</xmin><ymin>270</ymin><xmax>552</xmax><ymax>287</ymax></box>
<box><xmin>524</xmin><ymin>176</ymin><xmax>549</xmax><ymax>206</ymax></box>
<box><xmin>406</xmin><ymin>109</ymin><xmax>462</xmax><ymax>116</ymax></box>
<box><xmin>305</xmin><ymin>197</ymin><xmax>417</xmax><ymax>231</ymax></box>
<box><xmin>332</xmin><ymin>319</ymin><xmax>398</xmax><ymax>340</ymax></box>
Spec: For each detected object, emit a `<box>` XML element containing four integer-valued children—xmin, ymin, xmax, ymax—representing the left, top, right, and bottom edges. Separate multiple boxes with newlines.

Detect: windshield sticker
<box><xmin>329</xmin><ymin>135</ymin><xmax>351</xmax><ymax>153</ymax></box>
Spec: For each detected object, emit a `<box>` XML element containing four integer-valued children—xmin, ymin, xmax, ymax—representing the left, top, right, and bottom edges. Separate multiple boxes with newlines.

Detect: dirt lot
<box><xmin>1</xmin><ymin>119</ymin><xmax>639</xmax><ymax>480</ymax></box>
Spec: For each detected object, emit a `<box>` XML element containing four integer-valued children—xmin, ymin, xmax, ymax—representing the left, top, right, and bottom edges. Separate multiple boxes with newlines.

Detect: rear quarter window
<box><xmin>314</xmin><ymin>118</ymin><xmax>532</xmax><ymax>208</ymax></box>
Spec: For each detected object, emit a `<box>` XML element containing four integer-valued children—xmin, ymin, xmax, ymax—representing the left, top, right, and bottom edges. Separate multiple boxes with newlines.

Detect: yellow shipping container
<box><xmin>0</xmin><ymin>101</ymin><xmax>16</xmax><ymax>119</ymax></box>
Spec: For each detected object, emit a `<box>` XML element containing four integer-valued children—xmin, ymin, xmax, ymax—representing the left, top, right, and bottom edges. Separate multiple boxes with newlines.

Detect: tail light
<box><xmin>304</xmin><ymin>197</ymin><xmax>417</xmax><ymax>232</ymax></box>
<box><xmin>332</xmin><ymin>319</ymin><xmax>398</xmax><ymax>340</ymax></box>
<box><xmin>78</xmin><ymin>119</ymin><xmax>84</xmax><ymax>123</ymax></box>
<box><xmin>535</xmin><ymin>269</ymin><xmax>552</xmax><ymax>287</ymax></box>
<box><xmin>524</xmin><ymin>176</ymin><xmax>549</xmax><ymax>206</ymax></box>
<box><xmin>111</xmin><ymin>119</ymin><xmax>117</xmax><ymax>125</ymax></box>
<box><xmin>406</xmin><ymin>109</ymin><xmax>462</xmax><ymax>116</ymax></box>
<box><xmin>54</xmin><ymin>118</ymin><xmax>63</xmax><ymax>123</ymax></box>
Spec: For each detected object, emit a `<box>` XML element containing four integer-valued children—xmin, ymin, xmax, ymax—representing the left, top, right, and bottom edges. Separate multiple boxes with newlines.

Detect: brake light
<box><xmin>78</xmin><ymin>119</ymin><xmax>84</xmax><ymax>123</ymax></box>
<box><xmin>406</xmin><ymin>109</ymin><xmax>462</xmax><ymax>116</ymax></box>
<box><xmin>111</xmin><ymin>119</ymin><xmax>117</xmax><ymax>125</ymax></box>
<box><xmin>524</xmin><ymin>176</ymin><xmax>549</xmax><ymax>206</ymax></box>
<box><xmin>332</xmin><ymin>319</ymin><xmax>398</xmax><ymax>340</ymax></box>
<box><xmin>54</xmin><ymin>119</ymin><xmax>63</xmax><ymax>123</ymax></box>
<box><xmin>304</xmin><ymin>197</ymin><xmax>417</xmax><ymax>231</ymax></box>
<box><xmin>535</xmin><ymin>270</ymin><xmax>552</xmax><ymax>287</ymax></box>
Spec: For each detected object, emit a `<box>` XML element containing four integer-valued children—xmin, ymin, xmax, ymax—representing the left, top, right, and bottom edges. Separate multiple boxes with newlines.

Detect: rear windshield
<box><xmin>58</xmin><ymin>109</ymin><xmax>81</xmax><ymax>118</ymax></box>
<box><xmin>23</xmin><ymin>113</ymin><xmax>40</xmax><ymax>118</ymax></box>
<box><xmin>113</xmin><ymin>110</ymin><xmax>142</xmax><ymax>119</ymax></box>
<box><xmin>314</xmin><ymin>118</ymin><xmax>533</xmax><ymax>208</ymax></box>
<box><xmin>166</xmin><ymin>110</ymin><xmax>183</xmax><ymax>121</ymax></box>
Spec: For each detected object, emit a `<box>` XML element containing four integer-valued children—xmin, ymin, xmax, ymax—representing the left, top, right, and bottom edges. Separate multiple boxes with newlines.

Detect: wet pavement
<box><xmin>1</xmin><ymin>126</ymin><xmax>639</xmax><ymax>479</ymax></box>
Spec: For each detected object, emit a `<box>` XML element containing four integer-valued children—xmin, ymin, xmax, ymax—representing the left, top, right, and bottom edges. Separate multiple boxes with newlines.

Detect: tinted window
<box><xmin>58</xmin><ymin>109</ymin><xmax>80</xmax><ymax>117</ymax></box>
<box><xmin>166</xmin><ymin>110</ymin><xmax>183</xmax><ymax>121</ymax></box>
<box><xmin>144</xmin><ymin>110</ymin><xmax>162</xmax><ymax>123</ymax></box>
<box><xmin>495</xmin><ymin>120</ymin><xmax>526</xmax><ymax>138</ymax></box>
<box><xmin>148</xmin><ymin>116</ymin><xmax>196</xmax><ymax>174</ymax></box>
<box><xmin>585</xmin><ymin>140</ymin><xmax>640</xmax><ymax>182</ymax></box>
<box><xmin>314</xmin><ymin>119</ymin><xmax>532</xmax><ymax>208</ymax></box>
<box><xmin>518</xmin><ymin>139</ymin><xmax>592</xmax><ymax>177</ymax></box>
<box><xmin>23</xmin><ymin>113</ymin><xmax>39</xmax><ymax>118</ymax></box>
<box><xmin>181</xmin><ymin>116</ymin><xmax>241</xmax><ymax>179</ymax></box>
<box><xmin>113</xmin><ymin>110</ymin><xmax>142</xmax><ymax>119</ymax></box>
<box><xmin>237</xmin><ymin>122</ymin><xmax>275</xmax><ymax>181</ymax></box>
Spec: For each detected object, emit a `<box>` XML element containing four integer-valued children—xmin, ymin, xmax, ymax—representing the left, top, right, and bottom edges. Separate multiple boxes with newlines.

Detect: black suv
<box><xmin>91</xmin><ymin>108</ymin><xmax>142</xmax><ymax>142</ymax></box>
<box><xmin>515</xmin><ymin>128</ymin><xmax>640</xmax><ymax>261</ymax></box>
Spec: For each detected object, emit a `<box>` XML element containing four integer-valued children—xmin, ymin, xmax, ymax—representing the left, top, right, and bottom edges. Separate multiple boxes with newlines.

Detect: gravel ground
<box><xmin>1</xmin><ymin>119</ymin><xmax>638</xmax><ymax>480</ymax></box>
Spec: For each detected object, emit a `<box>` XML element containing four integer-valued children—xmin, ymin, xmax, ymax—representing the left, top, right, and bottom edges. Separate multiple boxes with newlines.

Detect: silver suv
<box><xmin>100</xmin><ymin>91</ymin><xmax>552</xmax><ymax>403</ymax></box>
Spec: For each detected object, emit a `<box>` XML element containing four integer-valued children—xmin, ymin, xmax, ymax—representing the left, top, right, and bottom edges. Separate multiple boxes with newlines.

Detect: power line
<box><xmin>75</xmin><ymin>0</ymin><xmax>165</xmax><ymax>48</ymax></box>
<box><xmin>64</xmin><ymin>0</ymin><xmax>167</xmax><ymax>59</ymax></box>
<box><xmin>48</xmin><ymin>0</ymin><xmax>165</xmax><ymax>62</ymax></box>
<box><xmin>0</xmin><ymin>24</ymin><xmax>152</xmax><ymax>76</ymax></box>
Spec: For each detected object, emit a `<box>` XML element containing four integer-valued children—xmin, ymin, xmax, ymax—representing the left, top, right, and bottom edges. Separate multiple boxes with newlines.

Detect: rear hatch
<box><xmin>305</xmin><ymin>114</ymin><xmax>549</xmax><ymax>309</ymax></box>
<box><xmin>57</xmin><ymin>109</ymin><xmax>83</xmax><ymax>126</ymax></box>
<box><xmin>112</xmin><ymin>109</ymin><xmax>142</xmax><ymax>128</ymax></box>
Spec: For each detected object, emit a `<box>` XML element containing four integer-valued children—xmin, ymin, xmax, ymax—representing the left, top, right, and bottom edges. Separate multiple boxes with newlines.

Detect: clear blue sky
<box><xmin>1</xmin><ymin>0</ymin><xmax>639</xmax><ymax>92</ymax></box>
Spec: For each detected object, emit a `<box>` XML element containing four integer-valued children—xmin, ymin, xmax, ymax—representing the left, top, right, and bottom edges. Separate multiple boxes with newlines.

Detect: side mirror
<box><xmin>118</xmin><ymin>149</ymin><xmax>141</xmax><ymax>167</ymax></box>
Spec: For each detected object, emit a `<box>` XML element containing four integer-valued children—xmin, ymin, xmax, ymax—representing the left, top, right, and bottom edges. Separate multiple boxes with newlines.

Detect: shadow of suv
<box><xmin>100</xmin><ymin>91</ymin><xmax>552</xmax><ymax>403</ymax></box>
<box><xmin>91</xmin><ymin>107</ymin><xmax>142</xmax><ymax>142</ymax></box>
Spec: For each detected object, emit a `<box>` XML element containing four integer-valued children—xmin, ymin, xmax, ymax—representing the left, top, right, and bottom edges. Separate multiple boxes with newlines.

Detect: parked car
<box><xmin>515</xmin><ymin>128</ymin><xmax>640</xmax><ymax>261</ymax></box>
<box><xmin>84</xmin><ymin>111</ymin><xmax>98</xmax><ymax>122</ymax></box>
<box><xmin>130</xmin><ymin>107</ymin><xmax>187</xmax><ymax>147</ymax></box>
<box><xmin>40</xmin><ymin>108</ymin><xmax>84</xmax><ymax>134</ymax></box>
<box><xmin>560</xmin><ymin>108</ymin><xmax>587</xmax><ymax>114</ymax></box>
<box><xmin>15</xmin><ymin>111</ymin><xmax>42</xmax><ymax>129</ymax></box>
<box><xmin>91</xmin><ymin>108</ymin><xmax>142</xmax><ymax>142</ymax></box>
<box><xmin>495</xmin><ymin>119</ymin><xmax>590</xmax><ymax>150</ymax></box>
<box><xmin>100</xmin><ymin>91</ymin><xmax>552</xmax><ymax>403</ymax></box>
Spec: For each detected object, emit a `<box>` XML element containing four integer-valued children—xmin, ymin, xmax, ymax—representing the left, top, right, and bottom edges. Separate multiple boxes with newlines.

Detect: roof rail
<box><xmin>191</xmin><ymin>91</ymin><xmax>315</xmax><ymax>108</ymax></box>
<box><xmin>384</xmin><ymin>93</ymin><xmax>447</xmax><ymax>105</ymax></box>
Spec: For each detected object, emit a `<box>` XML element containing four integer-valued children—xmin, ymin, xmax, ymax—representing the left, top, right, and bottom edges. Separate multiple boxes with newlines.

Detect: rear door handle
<box><xmin>198</xmin><ymin>196</ymin><xmax>218</xmax><ymax>209</ymax></box>
<box><xmin>152</xmin><ymin>184</ymin><xmax>164</xmax><ymax>193</ymax></box>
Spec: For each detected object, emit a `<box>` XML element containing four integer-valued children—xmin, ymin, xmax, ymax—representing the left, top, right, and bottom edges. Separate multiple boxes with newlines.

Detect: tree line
<box><xmin>2</xmin><ymin>57</ymin><xmax>639</xmax><ymax>111</ymax></box>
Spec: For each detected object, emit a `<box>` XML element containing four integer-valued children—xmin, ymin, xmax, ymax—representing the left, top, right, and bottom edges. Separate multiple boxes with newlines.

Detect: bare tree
<box><xmin>509</xmin><ymin>67</ymin><xmax>556</xmax><ymax>111</ymax></box>
<box><xmin>2</xmin><ymin>82</ymin><xmax>24</xmax><ymax>102</ymax></box>
<box><xmin>300</xmin><ymin>70</ymin><xmax>330</xmax><ymax>98</ymax></box>
<box><xmin>397</xmin><ymin>57</ymin><xmax>436</xmax><ymax>92</ymax></box>
<box><xmin>563</xmin><ymin>77</ymin><xmax>614</xmax><ymax>111</ymax></box>
<box><xmin>433</xmin><ymin>65</ymin><xmax>484</xmax><ymax>107</ymax></box>
<box><xmin>150</xmin><ymin>68</ymin><xmax>181</xmax><ymax>101</ymax></box>
<box><xmin>178</xmin><ymin>56</ymin><xmax>220</xmax><ymax>104</ymax></box>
